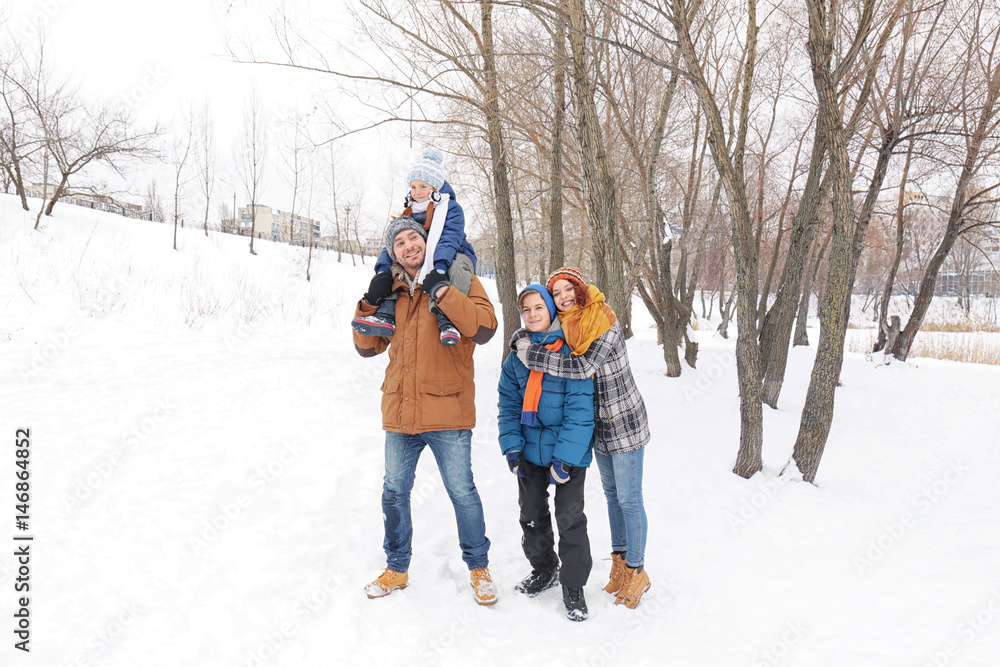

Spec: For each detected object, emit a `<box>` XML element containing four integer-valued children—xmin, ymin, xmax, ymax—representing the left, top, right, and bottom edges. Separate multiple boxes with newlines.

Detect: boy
<box><xmin>497</xmin><ymin>285</ymin><xmax>595</xmax><ymax>621</ymax></box>
<box><xmin>352</xmin><ymin>147</ymin><xmax>476</xmax><ymax>345</ymax></box>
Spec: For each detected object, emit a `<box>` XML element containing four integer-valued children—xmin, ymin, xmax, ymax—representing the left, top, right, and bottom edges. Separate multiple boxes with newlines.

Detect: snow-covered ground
<box><xmin>2</xmin><ymin>195</ymin><xmax>999</xmax><ymax>667</ymax></box>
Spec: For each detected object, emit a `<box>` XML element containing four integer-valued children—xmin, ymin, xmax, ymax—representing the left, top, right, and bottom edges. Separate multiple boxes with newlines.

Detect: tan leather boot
<box><xmin>614</xmin><ymin>565</ymin><xmax>651</xmax><ymax>609</ymax></box>
<box><xmin>365</xmin><ymin>568</ymin><xmax>408</xmax><ymax>599</ymax></box>
<box><xmin>603</xmin><ymin>553</ymin><xmax>627</xmax><ymax>595</ymax></box>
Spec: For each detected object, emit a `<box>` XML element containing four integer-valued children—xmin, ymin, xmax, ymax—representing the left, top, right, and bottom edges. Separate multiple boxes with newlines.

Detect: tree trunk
<box><xmin>548</xmin><ymin>21</ymin><xmax>566</xmax><ymax>274</ymax></box>
<box><xmin>792</xmin><ymin>221</ymin><xmax>832</xmax><ymax>347</ymax></box>
<box><xmin>875</xmin><ymin>142</ymin><xmax>914</xmax><ymax>351</ymax></box>
<box><xmin>659</xmin><ymin>238</ymin><xmax>683</xmax><ymax>377</ymax></box>
<box><xmin>672</xmin><ymin>0</ymin><xmax>763</xmax><ymax>478</ymax></box>
<box><xmin>567</xmin><ymin>0</ymin><xmax>627</xmax><ymax>322</ymax></box>
<box><xmin>482</xmin><ymin>0</ymin><xmax>520</xmax><ymax>360</ymax></box>
<box><xmin>757</xmin><ymin>135</ymin><xmax>828</xmax><ymax>408</ymax></box>
<box><xmin>893</xmin><ymin>79</ymin><xmax>998</xmax><ymax>360</ymax></box>
<box><xmin>792</xmin><ymin>0</ymin><xmax>895</xmax><ymax>484</ymax></box>
<box><xmin>9</xmin><ymin>159</ymin><xmax>29</xmax><ymax>211</ymax></box>
<box><xmin>756</xmin><ymin>136</ymin><xmax>807</xmax><ymax>327</ymax></box>
<box><xmin>43</xmin><ymin>172</ymin><xmax>69</xmax><ymax>216</ymax></box>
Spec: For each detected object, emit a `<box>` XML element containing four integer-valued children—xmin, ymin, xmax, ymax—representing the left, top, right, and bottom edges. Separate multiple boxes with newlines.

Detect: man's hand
<box><xmin>364</xmin><ymin>271</ymin><xmax>395</xmax><ymax>305</ymax></box>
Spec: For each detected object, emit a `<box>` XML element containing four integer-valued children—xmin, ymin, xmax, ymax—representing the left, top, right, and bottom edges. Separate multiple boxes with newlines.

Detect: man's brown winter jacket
<box><xmin>353</xmin><ymin>275</ymin><xmax>497</xmax><ymax>434</ymax></box>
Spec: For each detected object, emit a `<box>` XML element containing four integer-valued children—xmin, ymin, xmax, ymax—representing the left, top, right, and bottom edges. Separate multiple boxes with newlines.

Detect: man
<box><xmin>354</xmin><ymin>216</ymin><xmax>498</xmax><ymax>605</ymax></box>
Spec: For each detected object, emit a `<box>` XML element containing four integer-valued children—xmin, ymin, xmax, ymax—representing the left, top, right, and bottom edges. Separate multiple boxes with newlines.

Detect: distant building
<box><xmin>25</xmin><ymin>182</ymin><xmax>148</xmax><ymax>220</ymax></box>
<box><xmin>865</xmin><ymin>192</ymin><xmax>1000</xmax><ymax>296</ymax></box>
<box><xmin>276</xmin><ymin>210</ymin><xmax>321</xmax><ymax>245</ymax></box>
<box><xmin>238</xmin><ymin>205</ymin><xmax>320</xmax><ymax>244</ymax></box>
<box><xmin>362</xmin><ymin>237</ymin><xmax>383</xmax><ymax>257</ymax></box>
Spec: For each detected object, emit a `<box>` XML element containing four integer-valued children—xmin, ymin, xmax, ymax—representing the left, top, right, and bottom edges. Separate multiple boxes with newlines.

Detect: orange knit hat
<box><xmin>546</xmin><ymin>267</ymin><xmax>587</xmax><ymax>293</ymax></box>
<box><xmin>546</xmin><ymin>267</ymin><xmax>589</xmax><ymax>307</ymax></box>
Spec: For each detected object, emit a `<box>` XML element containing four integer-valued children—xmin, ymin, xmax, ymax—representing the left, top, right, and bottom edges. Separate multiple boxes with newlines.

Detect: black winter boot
<box><xmin>515</xmin><ymin>568</ymin><xmax>559</xmax><ymax>597</ymax></box>
<box><xmin>562</xmin><ymin>585</ymin><xmax>588</xmax><ymax>621</ymax></box>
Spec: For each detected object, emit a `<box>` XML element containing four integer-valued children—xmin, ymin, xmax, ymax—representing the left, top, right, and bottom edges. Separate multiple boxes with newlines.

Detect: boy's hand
<box><xmin>422</xmin><ymin>269</ymin><xmax>450</xmax><ymax>300</ymax></box>
<box><xmin>364</xmin><ymin>271</ymin><xmax>394</xmax><ymax>305</ymax></box>
<box><xmin>549</xmin><ymin>460</ymin><xmax>570</xmax><ymax>485</ymax></box>
<box><xmin>506</xmin><ymin>451</ymin><xmax>525</xmax><ymax>477</ymax></box>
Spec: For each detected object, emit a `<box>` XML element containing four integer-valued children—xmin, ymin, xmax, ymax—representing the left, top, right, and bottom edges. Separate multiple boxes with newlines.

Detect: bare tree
<box><xmin>668</xmin><ymin>0</ymin><xmax>765</xmax><ymax>477</ymax></box>
<box><xmin>892</xmin><ymin>2</ymin><xmax>1000</xmax><ymax>360</ymax></box>
<box><xmin>0</xmin><ymin>47</ymin><xmax>44</xmax><ymax>211</ymax></box>
<box><xmin>565</xmin><ymin>0</ymin><xmax>629</xmax><ymax>329</ymax></box>
<box><xmin>549</xmin><ymin>20</ymin><xmax>567</xmax><ymax>272</ymax></box>
<box><xmin>198</xmin><ymin>103</ymin><xmax>216</xmax><ymax>237</ymax></box>
<box><xmin>238</xmin><ymin>88</ymin><xmax>267</xmax><ymax>256</ymax></box>
<box><xmin>282</xmin><ymin>112</ymin><xmax>311</xmax><ymax>246</ymax></box>
<box><xmin>789</xmin><ymin>0</ymin><xmax>909</xmax><ymax>483</ymax></box>
<box><xmin>327</xmin><ymin>145</ymin><xmax>348</xmax><ymax>264</ymax></box>
<box><xmin>171</xmin><ymin>108</ymin><xmax>195</xmax><ymax>250</ymax></box>
<box><xmin>235</xmin><ymin>0</ymin><xmax>521</xmax><ymax>355</ymax></box>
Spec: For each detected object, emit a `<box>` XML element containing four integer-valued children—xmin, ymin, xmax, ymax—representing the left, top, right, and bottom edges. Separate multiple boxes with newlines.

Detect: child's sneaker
<box><xmin>440</xmin><ymin>322</ymin><xmax>461</xmax><ymax>345</ymax></box>
<box><xmin>365</xmin><ymin>568</ymin><xmax>408</xmax><ymax>599</ymax></box>
<box><xmin>515</xmin><ymin>568</ymin><xmax>559</xmax><ymax>597</ymax></box>
<box><xmin>352</xmin><ymin>313</ymin><xmax>395</xmax><ymax>337</ymax></box>
<box><xmin>470</xmin><ymin>568</ymin><xmax>498</xmax><ymax>606</ymax></box>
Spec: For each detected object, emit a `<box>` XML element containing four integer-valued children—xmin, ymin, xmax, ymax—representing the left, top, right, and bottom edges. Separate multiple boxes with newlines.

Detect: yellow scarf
<box><xmin>557</xmin><ymin>285</ymin><xmax>616</xmax><ymax>355</ymax></box>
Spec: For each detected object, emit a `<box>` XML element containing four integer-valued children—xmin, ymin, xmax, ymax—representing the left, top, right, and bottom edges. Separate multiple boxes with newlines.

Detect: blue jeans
<box><xmin>382</xmin><ymin>430</ymin><xmax>490</xmax><ymax>572</ymax></box>
<box><xmin>595</xmin><ymin>448</ymin><xmax>647</xmax><ymax>568</ymax></box>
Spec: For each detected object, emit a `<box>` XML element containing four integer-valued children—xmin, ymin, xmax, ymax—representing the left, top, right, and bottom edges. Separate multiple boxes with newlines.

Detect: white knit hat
<box><xmin>407</xmin><ymin>148</ymin><xmax>445</xmax><ymax>190</ymax></box>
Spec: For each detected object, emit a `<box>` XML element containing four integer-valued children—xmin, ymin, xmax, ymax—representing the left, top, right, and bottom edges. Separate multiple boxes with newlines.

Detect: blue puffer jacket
<box><xmin>497</xmin><ymin>327</ymin><xmax>595</xmax><ymax>468</ymax></box>
<box><xmin>375</xmin><ymin>181</ymin><xmax>477</xmax><ymax>274</ymax></box>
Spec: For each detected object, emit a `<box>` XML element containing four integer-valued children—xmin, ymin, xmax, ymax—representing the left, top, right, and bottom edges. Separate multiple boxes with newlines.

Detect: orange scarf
<box><xmin>521</xmin><ymin>337</ymin><xmax>564</xmax><ymax>425</ymax></box>
<box><xmin>557</xmin><ymin>285</ymin><xmax>617</xmax><ymax>355</ymax></box>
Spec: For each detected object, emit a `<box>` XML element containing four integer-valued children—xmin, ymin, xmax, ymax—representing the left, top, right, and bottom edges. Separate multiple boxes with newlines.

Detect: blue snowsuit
<box><xmin>375</xmin><ymin>181</ymin><xmax>477</xmax><ymax>275</ymax></box>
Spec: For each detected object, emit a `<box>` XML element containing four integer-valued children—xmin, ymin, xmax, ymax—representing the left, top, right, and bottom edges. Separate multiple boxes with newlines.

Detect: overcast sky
<box><xmin>4</xmin><ymin>0</ymin><xmax>407</xmax><ymax>234</ymax></box>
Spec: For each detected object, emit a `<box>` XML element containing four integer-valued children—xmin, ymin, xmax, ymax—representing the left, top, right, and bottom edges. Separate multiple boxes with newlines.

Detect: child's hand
<box><xmin>364</xmin><ymin>271</ymin><xmax>394</xmax><ymax>305</ymax></box>
<box><xmin>422</xmin><ymin>269</ymin><xmax>450</xmax><ymax>300</ymax></box>
<box><xmin>549</xmin><ymin>460</ymin><xmax>570</xmax><ymax>485</ymax></box>
<box><xmin>506</xmin><ymin>451</ymin><xmax>524</xmax><ymax>477</ymax></box>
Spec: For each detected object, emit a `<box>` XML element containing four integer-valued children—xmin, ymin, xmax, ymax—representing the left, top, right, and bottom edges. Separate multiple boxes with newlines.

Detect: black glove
<box><xmin>421</xmin><ymin>269</ymin><xmax>450</xmax><ymax>300</ymax></box>
<box><xmin>364</xmin><ymin>271</ymin><xmax>395</xmax><ymax>305</ymax></box>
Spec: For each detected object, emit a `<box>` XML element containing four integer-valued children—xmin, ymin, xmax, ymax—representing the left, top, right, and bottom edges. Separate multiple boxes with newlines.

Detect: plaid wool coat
<box><xmin>514</xmin><ymin>321</ymin><xmax>650</xmax><ymax>455</ymax></box>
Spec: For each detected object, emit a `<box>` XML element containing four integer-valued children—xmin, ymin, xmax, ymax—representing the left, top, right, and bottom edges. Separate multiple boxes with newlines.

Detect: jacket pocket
<box><xmin>380</xmin><ymin>378</ymin><xmax>402</xmax><ymax>426</ymax></box>
<box><xmin>418</xmin><ymin>380</ymin><xmax>464</xmax><ymax>428</ymax></box>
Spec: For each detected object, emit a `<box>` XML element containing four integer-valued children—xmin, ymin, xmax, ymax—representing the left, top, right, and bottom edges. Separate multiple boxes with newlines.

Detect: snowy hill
<box><xmin>2</xmin><ymin>194</ymin><xmax>999</xmax><ymax>666</ymax></box>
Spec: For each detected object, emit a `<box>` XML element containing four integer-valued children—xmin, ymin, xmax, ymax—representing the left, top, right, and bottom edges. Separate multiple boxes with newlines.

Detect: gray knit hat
<box><xmin>407</xmin><ymin>148</ymin><xmax>445</xmax><ymax>190</ymax></box>
<box><xmin>384</xmin><ymin>216</ymin><xmax>428</xmax><ymax>262</ymax></box>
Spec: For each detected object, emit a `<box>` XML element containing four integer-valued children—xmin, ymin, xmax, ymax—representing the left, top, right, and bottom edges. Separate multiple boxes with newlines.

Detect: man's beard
<box><xmin>399</xmin><ymin>252</ymin><xmax>424</xmax><ymax>275</ymax></box>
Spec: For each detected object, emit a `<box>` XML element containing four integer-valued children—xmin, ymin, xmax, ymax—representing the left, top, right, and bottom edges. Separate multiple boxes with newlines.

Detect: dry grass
<box><xmin>845</xmin><ymin>330</ymin><xmax>1000</xmax><ymax>366</ymax></box>
<box><xmin>848</xmin><ymin>315</ymin><xmax>1000</xmax><ymax>332</ymax></box>
<box><xmin>919</xmin><ymin>315</ymin><xmax>1000</xmax><ymax>333</ymax></box>
<box><xmin>908</xmin><ymin>333</ymin><xmax>1000</xmax><ymax>365</ymax></box>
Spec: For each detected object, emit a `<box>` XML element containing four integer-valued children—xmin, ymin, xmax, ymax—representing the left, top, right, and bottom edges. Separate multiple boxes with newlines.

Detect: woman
<box><xmin>512</xmin><ymin>267</ymin><xmax>651</xmax><ymax>609</ymax></box>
